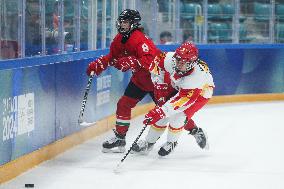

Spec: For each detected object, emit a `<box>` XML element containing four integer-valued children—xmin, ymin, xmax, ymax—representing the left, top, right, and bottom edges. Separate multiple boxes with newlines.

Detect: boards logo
<box><xmin>96</xmin><ymin>75</ymin><xmax>111</xmax><ymax>106</ymax></box>
<box><xmin>2</xmin><ymin>93</ymin><xmax>35</xmax><ymax>141</ymax></box>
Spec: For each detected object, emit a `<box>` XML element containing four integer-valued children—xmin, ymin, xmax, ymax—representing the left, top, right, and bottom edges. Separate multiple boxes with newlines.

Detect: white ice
<box><xmin>1</xmin><ymin>101</ymin><xmax>284</xmax><ymax>189</ymax></box>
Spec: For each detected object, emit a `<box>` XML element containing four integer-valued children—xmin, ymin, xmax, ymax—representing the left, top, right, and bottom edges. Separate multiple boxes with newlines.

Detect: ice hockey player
<box><xmin>86</xmin><ymin>9</ymin><xmax>174</xmax><ymax>153</ymax></box>
<box><xmin>131</xmin><ymin>42</ymin><xmax>215</xmax><ymax>156</ymax></box>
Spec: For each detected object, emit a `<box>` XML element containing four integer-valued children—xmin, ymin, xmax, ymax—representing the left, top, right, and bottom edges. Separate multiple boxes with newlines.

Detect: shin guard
<box><xmin>145</xmin><ymin>124</ymin><xmax>167</xmax><ymax>144</ymax></box>
<box><xmin>115</xmin><ymin>96</ymin><xmax>140</xmax><ymax>135</ymax></box>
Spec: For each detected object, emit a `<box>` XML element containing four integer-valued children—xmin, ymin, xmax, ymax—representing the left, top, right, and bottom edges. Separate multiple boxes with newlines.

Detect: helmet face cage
<box><xmin>172</xmin><ymin>42</ymin><xmax>198</xmax><ymax>75</ymax></box>
<box><xmin>172</xmin><ymin>55</ymin><xmax>197</xmax><ymax>75</ymax></box>
<box><xmin>116</xmin><ymin>9</ymin><xmax>141</xmax><ymax>35</ymax></box>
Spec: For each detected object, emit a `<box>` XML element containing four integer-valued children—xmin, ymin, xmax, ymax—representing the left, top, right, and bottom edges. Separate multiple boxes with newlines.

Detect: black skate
<box><xmin>158</xmin><ymin>141</ymin><xmax>178</xmax><ymax>156</ymax></box>
<box><xmin>102</xmin><ymin>129</ymin><xmax>126</xmax><ymax>153</ymax></box>
<box><xmin>189</xmin><ymin>127</ymin><xmax>209</xmax><ymax>150</ymax></box>
<box><xmin>131</xmin><ymin>140</ymin><xmax>154</xmax><ymax>155</ymax></box>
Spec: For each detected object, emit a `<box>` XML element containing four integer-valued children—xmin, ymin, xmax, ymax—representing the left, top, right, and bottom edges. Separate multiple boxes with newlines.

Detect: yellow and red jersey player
<box><xmin>133</xmin><ymin>42</ymin><xmax>215</xmax><ymax>156</ymax></box>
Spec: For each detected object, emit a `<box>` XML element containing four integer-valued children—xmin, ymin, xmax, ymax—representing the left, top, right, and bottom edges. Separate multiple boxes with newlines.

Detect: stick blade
<box><xmin>113</xmin><ymin>162</ymin><xmax>122</xmax><ymax>174</ymax></box>
<box><xmin>78</xmin><ymin>118</ymin><xmax>83</xmax><ymax>124</ymax></box>
<box><xmin>79</xmin><ymin>121</ymin><xmax>96</xmax><ymax>127</ymax></box>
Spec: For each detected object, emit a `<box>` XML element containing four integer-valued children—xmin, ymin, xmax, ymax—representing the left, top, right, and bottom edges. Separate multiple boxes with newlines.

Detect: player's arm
<box><xmin>143</xmin><ymin>87</ymin><xmax>201</xmax><ymax>125</ymax></box>
<box><xmin>114</xmin><ymin>41</ymin><xmax>158</xmax><ymax>72</ymax></box>
<box><xmin>136</xmin><ymin>42</ymin><xmax>162</xmax><ymax>71</ymax></box>
<box><xmin>86</xmin><ymin>38</ymin><xmax>118</xmax><ymax>76</ymax></box>
<box><xmin>86</xmin><ymin>54</ymin><xmax>113</xmax><ymax>76</ymax></box>
<box><xmin>161</xmin><ymin>88</ymin><xmax>202</xmax><ymax>117</ymax></box>
<box><xmin>151</xmin><ymin>67</ymin><xmax>177</xmax><ymax>106</ymax></box>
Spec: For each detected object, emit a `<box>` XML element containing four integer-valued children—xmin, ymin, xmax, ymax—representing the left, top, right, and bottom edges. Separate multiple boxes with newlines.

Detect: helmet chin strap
<box><xmin>119</xmin><ymin>23</ymin><xmax>137</xmax><ymax>44</ymax></box>
<box><xmin>121</xmin><ymin>33</ymin><xmax>131</xmax><ymax>44</ymax></box>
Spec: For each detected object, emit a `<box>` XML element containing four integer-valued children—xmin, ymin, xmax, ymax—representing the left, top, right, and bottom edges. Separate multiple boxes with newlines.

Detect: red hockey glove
<box><xmin>143</xmin><ymin>106</ymin><xmax>166</xmax><ymax>125</ymax></box>
<box><xmin>154</xmin><ymin>83</ymin><xmax>169</xmax><ymax>106</ymax></box>
<box><xmin>116</xmin><ymin>56</ymin><xmax>140</xmax><ymax>72</ymax></box>
<box><xmin>86</xmin><ymin>56</ymin><xmax>109</xmax><ymax>76</ymax></box>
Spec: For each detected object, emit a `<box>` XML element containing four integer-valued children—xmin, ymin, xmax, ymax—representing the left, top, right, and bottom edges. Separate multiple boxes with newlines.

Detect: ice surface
<box><xmin>1</xmin><ymin>102</ymin><xmax>284</xmax><ymax>189</ymax></box>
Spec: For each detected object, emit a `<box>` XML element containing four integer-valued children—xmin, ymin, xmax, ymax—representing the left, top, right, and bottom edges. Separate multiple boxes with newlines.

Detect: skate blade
<box><xmin>203</xmin><ymin>131</ymin><xmax>210</xmax><ymax>150</ymax></box>
<box><xmin>130</xmin><ymin>150</ymin><xmax>147</xmax><ymax>155</ymax></box>
<box><xmin>131</xmin><ymin>145</ymin><xmax>153</xmax><ymax>155</ymax></box>
<box><xmin>158</xmin><ymin>150</ymin><xmax>173</xmax><ymax>157</ymax></box>
<box><xmin>204</xmin><ymin>141</ymin><xmax>209</xmax><ymax>150</ymax></box>
<box><xmin>102</xmin><ymin>147</ymin><xmax>125</xmax><ymax>153</ymax></box>
<box><xmin>131</xmin><ymin>149</ymin><xmax>151</xmax><ymax>155</ymax></box>
<box><xmin>113</xmin><ymin>162</ymin><xmax>122</xmax><ymax>174</ymax></box>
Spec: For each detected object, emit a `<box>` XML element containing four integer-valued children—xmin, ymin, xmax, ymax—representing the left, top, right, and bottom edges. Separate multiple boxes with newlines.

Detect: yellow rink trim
<box><xmin>1</xmin><ymin>93</ymin><xmax>284</xmax><ymax>184</ymax></box>
<box><xmin>208</xmin><ymin>93</ymin><xmax>284</xmax><ymax>104</ymax></box>
<box><xmin>0</xmin><ymin>103</ymin><xmax>154</xmax><ymax>184</ymax></box>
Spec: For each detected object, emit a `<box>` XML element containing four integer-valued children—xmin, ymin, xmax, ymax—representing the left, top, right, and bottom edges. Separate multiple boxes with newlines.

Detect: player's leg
<box><xmin>131</xmin><ymin>89</ymin><xmax>178</xmax><ymax>154</ymax></box>
<box><xmin>183</xmin><ymin>96</ymin><xmax>210</xmax><ymax>149</ymax></box>
<box><xmin>102</xmin><ymin>81</ymin><xmax>148</xmax><ymax>153</ymax></box>
<box><xmin>158</xmin><ymin>112</ymin><xmax>185</xmax><ymax>156</ymax></box>
<box><xmin>148</xmin><ymin>86</ymin><xmax>178</xmax><ymax>106</ymax></box>
<box><xmin>184</xmin><ymin>118</ymin><xmax>209</xmax><ymax>150</ymax></box>
<box><xmin>132</xmin><ymin>118</ymin><xmax>169</xmax><ymax>154</ymax></box>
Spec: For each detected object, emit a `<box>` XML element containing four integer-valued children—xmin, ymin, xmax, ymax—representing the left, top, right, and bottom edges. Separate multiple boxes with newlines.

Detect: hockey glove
<box><xmin>116</xmin><ymin>56</ymin><xmax>140</xmax><ymax>72</ymax></box>
<box><xmin>143</xmin><ymin>106</ymin><xmax>166</xmax><ymax>125</ymax></box>
<box><xmin>154</xmin><ymin>83</ymin><xmax>169</xmax><ymax>106</ymax></box>
<box><xmin>86</xmin><ymin>56</ymin><xmax>109</xmax><ymax>76</ymax></box>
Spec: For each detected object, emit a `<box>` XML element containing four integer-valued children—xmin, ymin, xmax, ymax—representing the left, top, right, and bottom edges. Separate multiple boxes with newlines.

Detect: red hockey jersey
<box><xmin>104</xmin><ymin>30</ymin><xmax>161</xmax><ymax>91</ymax></box>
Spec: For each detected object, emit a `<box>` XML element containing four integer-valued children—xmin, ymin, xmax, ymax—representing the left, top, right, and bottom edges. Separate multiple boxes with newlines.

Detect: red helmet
<box><xmin>173</xmin><ymin>42</ymin><xmax>198</xmax><ymax>74</ymax></box>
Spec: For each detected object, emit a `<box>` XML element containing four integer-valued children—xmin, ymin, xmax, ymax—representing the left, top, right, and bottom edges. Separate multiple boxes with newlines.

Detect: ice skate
<box><xmin>131</xmin><ymin>140</ymin><xmax>154</xmax><ymax>155</ymax></box>
<box><xmin>189</xmin><ymin>127</ymin><xmax>209</xmax><ymax>150</ymax></box>
<box><xmin>102</xmin><ymin>129</ymin><xmax>126</xmax><ymax>153</ymax></box>
<box><xmin>158</xmin><ymin>141</ymin><xmax>178</xmax><ymax>156</ymax></box>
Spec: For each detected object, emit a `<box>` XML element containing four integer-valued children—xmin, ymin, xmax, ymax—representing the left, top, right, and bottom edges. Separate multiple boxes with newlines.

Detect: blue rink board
<box><xmin>0</xmin><ymin>44</ymin><xmax>283</xmax><ymax>165</ymax></box>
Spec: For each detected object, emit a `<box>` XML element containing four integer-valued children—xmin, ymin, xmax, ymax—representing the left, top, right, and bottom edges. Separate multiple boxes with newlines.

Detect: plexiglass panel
<box><xmin>81</xmin><ymin>0</ymin><xmax>89</xmax><ymax>51</ymax></box>
<box><xmin>1</xmin><ymin>0</ymin><xmax>284</xmax><ymax>60</ymax></box>
<box><xmin>0</xmin><ymin>0</ymin><xmax>19</xmax><ymax>60</ymax></box>
<box><xmin>25</xmin><ymin>0</ymin><xmax>42</xmax><ymax>57</ymax></box>
<box><xmin>45</xmin><ymin>0</ymin><xmax>61</xmax><ymax>55</ymax></box>
<box><xmin>240</xmin><ymin>0</ymin><xmax>271</xmax><ymax>43</ymax></box>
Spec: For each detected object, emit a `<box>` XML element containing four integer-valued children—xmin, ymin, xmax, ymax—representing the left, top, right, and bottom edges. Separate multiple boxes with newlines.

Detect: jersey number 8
<box><xmin>142</xmin><ymin>43</ymin><xmax>149</xmax><ymax>52</ymax></box>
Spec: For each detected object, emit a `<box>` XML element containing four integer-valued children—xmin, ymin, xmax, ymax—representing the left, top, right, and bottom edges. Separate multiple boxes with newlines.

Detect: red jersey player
<box><xmin>86</xmin><ymin>9</ymin><xmax>172</xmax><ymax>153</ymax></box>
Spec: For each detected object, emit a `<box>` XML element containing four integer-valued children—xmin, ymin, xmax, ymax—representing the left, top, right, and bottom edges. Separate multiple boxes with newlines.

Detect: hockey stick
<box><xmin>78</xmin><ymin>71</ymin><xmax>96</xmax><ymax>126</ymax></box>
<box><xmin>114</xmin><ymin>119</ymin><xmax>150</xmax><ymax>173</ymax></box>
<box><xmin>79</xmin><ymin>60</ymin><xmax>117</xmax><ymax>127</ymax></box>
